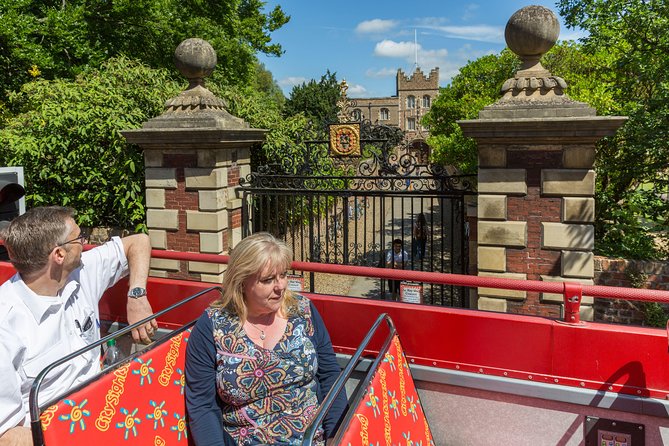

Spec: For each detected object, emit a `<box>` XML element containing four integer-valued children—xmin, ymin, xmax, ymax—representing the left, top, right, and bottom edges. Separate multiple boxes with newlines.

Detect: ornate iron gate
<box><xmin>239</xmin><ymin>122</ymin><xmax>476</xmax><ymax>307</ymax></box>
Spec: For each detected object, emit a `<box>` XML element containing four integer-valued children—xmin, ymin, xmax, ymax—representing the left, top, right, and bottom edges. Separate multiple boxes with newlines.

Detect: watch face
<box><xmin>129</xmin><ymin>287</ymin><xmax>147</xmax><ymax>298</ymax></box>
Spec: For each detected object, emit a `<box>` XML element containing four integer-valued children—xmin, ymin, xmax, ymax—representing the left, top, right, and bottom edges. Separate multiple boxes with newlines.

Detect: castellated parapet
<box><xmin>396</xmin><ymin>67</ymin><xmax>439</xmax><ymax>91</ymax></box>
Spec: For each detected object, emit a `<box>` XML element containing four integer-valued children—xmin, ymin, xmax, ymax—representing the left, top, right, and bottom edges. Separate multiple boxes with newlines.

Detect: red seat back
<box><xmin>38</xmin><ymin>325</ymin><xmax>193</xmax><ymax>445</ymax></box>
<box><xmin>338</xmin><ymin>334</ymin><xmax>434</xmax><ymax>445</ymax></box>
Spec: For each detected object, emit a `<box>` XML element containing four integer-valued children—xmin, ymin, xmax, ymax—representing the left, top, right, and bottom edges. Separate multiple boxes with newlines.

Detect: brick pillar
<box><xmin>121</xmin><ymin>38</ymin><xmax>265</xmax><ymax>283</ymax></box>
<box><xmin>458</xmin><ymin>6</ymin><xmax>626</xmax><ymax>318</ymax></box>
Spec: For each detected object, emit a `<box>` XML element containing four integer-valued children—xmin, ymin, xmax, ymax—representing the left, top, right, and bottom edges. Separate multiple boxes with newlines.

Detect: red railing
<box><xmin>149</xmin><ymin>249</ymin><xmax>669</xmax><ymax>325</ymax></box>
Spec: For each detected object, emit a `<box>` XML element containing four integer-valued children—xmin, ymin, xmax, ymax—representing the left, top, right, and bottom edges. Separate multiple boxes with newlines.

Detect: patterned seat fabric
<box><xmin>38</xmin><ymin>326</ymin><xmax>193</xmax><ymax>446</ymax></box>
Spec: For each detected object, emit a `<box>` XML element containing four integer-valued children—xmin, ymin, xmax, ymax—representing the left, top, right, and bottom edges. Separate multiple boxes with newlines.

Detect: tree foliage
<box><xmin>424</xmin><ymin>35</ymin><xmax>669</xmax><ymax>258</ymax></box>
<box><xmin>557</xmin><ymin>0</ymin><xmax>669</xmax><ymax>259</ymax></box>
<box><xmin>422</xmin><ymin>50</ymin><xmax>519</xmax><ymax>174</ymax></box>
<box><xmin>253</xmin><ymin>62</ymin><xmax>285</xmax><ymax>108</ymax></box>
<box><xmin>0</xmin><ymin>0</ymin><xmax>289</xmax><ymax>100</ymax></box>
<box><xmin>284</xmin><ymin>70</ymin><xmax>340</xmax><ymax>124</ymax></box>
<box><xmin>220</xmin><ymin>84</ymin><xmax>319</xmax><ymax>170</ymax></box>
<box><xmin>0</xmin><ymin>57</ymin><xmax>182</xmax><ymax>230</ymax></box>
<box><xmin>0</xmin><ymin>0</ymin><xmax>292</xmax><ymax>230</ymax></box>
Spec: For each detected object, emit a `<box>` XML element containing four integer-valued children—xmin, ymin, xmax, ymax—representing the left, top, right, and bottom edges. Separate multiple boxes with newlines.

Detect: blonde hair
<box><xmin>213</xmin><ymin>232</ymin><xmax>297</xmax><ymax>322</ymax></box>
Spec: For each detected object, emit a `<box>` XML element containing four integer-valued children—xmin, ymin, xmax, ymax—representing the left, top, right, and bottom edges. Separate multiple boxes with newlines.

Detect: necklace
<box><xmin>248</xmin><ymin>322</ymin><xmax>266</xmax><ymax>340</ymax></box>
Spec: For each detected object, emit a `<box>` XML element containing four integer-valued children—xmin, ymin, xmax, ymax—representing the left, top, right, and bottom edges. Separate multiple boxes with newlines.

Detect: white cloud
<box><xmin>347</xmin><ymin>84</ymin><xmax>368</xmax><ymax>97</ymax></box>
<box><xmin>278</xmin><ymin>76</ymin><xmax>307</xmax><ymax>88</ymax></box>
<box><xmin>355</xmin><ymin>19</ymin><xmax>398</xmax><ymax>34</ymax></box>
<box><xmin>462</xmin><ymin>3</ymin><xmax>480</xmax><ymax>21</ymax></box>
<box><xmin>415</xmin><ymin>17</ymin><xmax>448</xmax><ymax>27</ymax></box>
<box><xmin>420</xmin><ymin>24</ymin><xmax>504</xmax><ymax>43</ymax></box>
<box><xmin>420</xmin><ymin>48</ymin><xmax>449</xmax><ymax>68</ymax></box>
<box><xmin>374</xmin><ymin>40</ymin><xmax>417</xmax><ymax>58</ymax></box>
<box><xmin>365</xmin><ymin>67</ymin><xmax>398</xmax><ymax>78</ymax></box>
<box><xmin>559</xmin><ymin>28</ymin><xmax>588</xmax><ymax>42</ymax></box>
<box><xmin>373</xmin><ymin>40</ymin><xmax>449</xmax><ymax>69</ymax></box>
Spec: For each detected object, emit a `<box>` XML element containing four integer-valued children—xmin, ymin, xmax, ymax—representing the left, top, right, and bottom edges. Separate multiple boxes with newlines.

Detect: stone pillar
<box><xmin>122</xmin><ymin>38</ymin><xmax>266</xmax><ymax>282</ymax></box>
<box><xmin>458</xmin><ymin>6</ymin><xmax>626</xmax><ymax>318</ymax></box>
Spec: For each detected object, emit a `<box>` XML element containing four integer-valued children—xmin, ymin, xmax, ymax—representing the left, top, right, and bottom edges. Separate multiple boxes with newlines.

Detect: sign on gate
<box><xmin>287</xmin><ymin>274</ymin><xmax>305</xmax><ymax>292</ymax></box>
<box><xmin>400</xmin><ymin>282</ymin><xmax>423</xmax><ymax>304</ymax></box>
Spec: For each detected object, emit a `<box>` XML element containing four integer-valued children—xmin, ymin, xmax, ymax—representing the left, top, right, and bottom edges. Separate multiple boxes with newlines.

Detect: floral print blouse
<box><xmin>208</xmin><ymin>295</ymin><xmax>325</xmax><ymax>445</ymax></box>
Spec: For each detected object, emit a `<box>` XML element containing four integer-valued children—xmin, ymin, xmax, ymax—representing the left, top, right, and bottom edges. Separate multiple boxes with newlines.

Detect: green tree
<box><xmin>422</xmin><ymin>49</ymin><xmax>519</xmax><ymax>174</ymax></box>
<box><xmin>0</xmin><ymin>57</ymin><xmax>182</xmax><ymax>230</ymax></box>
<box><xmin>253</xmin><ymin>62</ymin><xmax>285</xmax><ymax>108</ymax></box>
<box><xmin>0</xmin><ymin>0</ymin><xmax>289</xmax><ymax>101</ymax></box>
<box><xmin>284</xmin><ymin>70</ymin><xmax>340</xmax><ymax>125</ymax></box>
<box><xmin>558</xmin><ymin>0</ymin><xmax>669</xmax><ymax>259</ymax></box>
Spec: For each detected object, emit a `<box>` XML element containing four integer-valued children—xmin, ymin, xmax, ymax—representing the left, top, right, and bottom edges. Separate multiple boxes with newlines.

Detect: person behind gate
<box><xmin>412</xmin><ymin>212</ymin><xmax>428</xmax><ymax>262</ymax></box>
<box><xmin>385</xmin><ymin>238</ymin><xmax>409</xmax><ymax>300</ymax></box>
<box><xmin>185</xmin><ymin>232</ymin><xmax>347</xmax><ymax>445</ymax></box>
<box><xmin>0</xmin><ymin>206</ymin><xmax>156</xmax><ymax>446</ymax></box>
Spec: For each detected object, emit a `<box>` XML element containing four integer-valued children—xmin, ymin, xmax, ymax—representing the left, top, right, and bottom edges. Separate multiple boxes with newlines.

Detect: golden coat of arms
<box><xmin>329</xmin><ymin>123</ymin><xmax>361</xmax><ymax>157</ymax></box>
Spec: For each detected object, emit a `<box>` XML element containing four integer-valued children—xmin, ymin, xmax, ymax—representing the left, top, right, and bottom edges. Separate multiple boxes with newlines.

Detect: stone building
<box><xmin>350</xmin><ymin>67</ymin><xmax>439</xmax><ymax>140</ymax></box>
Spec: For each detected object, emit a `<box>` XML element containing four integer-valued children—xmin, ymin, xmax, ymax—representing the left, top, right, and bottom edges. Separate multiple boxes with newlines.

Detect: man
<box><xmin>385</xmin><ymin>238</ymin><xmax>408</xmax><ymax>300</ymax></box>
<box><xmin>0</xmin><ymin>206</ymin><xmax>157</xmax><ymax>445</ymax></box>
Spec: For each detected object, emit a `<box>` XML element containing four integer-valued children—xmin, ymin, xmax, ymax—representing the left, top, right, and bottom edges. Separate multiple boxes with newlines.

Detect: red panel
<box><xmin>98</xmin><ymin>278</ymin><xmax>217</xmax><ymax>329</ymax></box>
<box><xmin>309</xmin><ymin>294</ymin><xmax>669</xmax><ymax>398</ymax></box>
<box><xmin>310</xmin><ymin>294</ymin><xmax>554</xmax><ymax>372</ymax></box>
<box><xmin>39</xmin><ymin>329</ymin><xmax>192</xmax><ymax>445</ymax></box>
<box><xmin>0</xmin><ymin>261</ymin><xmax>16</xmax><ymax>283</ymax></box>
<box><xmin>339</xmin><ymin>335</ymin><xmax>434</xmax><ymax>445</ymax></box>
<box><xmin>552</xmin><ymin>322</ymin><xmax>669</xmax><ymax>395</ymax></box>
<box><xmin>4</xmin><ymin>260</ymin><xmax>667</xmax><ymax>399</ymax></box>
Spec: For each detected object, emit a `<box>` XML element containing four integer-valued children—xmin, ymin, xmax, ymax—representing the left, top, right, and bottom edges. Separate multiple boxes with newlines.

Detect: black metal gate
<box><xmin>239</xmin><ymin>122</ymin><xmax>476</xmax><ymax>307</ymax></box>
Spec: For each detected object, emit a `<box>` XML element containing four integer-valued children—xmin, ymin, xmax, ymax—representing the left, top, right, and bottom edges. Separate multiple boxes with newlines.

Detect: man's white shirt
<box><xmin>0</xmin><ymin>237</ymin><xmax>128</xmax><ymax>433</ymax></box>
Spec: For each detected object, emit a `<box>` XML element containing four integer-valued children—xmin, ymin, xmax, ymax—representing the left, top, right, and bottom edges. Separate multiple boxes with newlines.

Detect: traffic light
<box><xmin>0</xmin><ymin>167</ymin><xmax>26</xmax><ymax>261</ymax></box>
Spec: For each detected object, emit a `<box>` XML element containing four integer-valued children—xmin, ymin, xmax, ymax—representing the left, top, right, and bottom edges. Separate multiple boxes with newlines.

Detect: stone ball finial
<box><xmin>174</xmin><ymin>38</ymin><xmax>217</xmax><ymax>86</ymax></box>
<box><xmin>505</xmin><ymin>5</ymin><xmax>559</xmax><ymax>70</ymax></box>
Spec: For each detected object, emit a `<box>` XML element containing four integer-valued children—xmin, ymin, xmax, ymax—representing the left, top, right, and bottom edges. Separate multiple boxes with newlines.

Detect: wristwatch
<box><xmin>127</xmin><ymin>287</ymin><xmax>147</xmax><ymax>299</ymax></box>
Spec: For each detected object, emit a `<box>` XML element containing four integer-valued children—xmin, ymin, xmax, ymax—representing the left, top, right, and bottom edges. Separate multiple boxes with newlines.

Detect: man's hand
<box><xmin>0</xmin><ymin>426</ymin><xmax>32</xmax><ymax>446</ymax></box>
<box><xmin>127</xmin><ymin>296</ymin><xmax>157</xmax><ymax>344</ymax></box>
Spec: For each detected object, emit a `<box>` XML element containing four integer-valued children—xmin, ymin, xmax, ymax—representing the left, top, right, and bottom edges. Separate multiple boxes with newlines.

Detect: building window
<box><xmin>379</xmin><ymin>108</ymin><xmax>389</xmax><ymax>121</ymax></box>
<box><xmin>406</xmin><ymin>95</ymin><xmax>416</xmax><ymax>109</ymax></box>
<box><xmin>407</xmin><ymin>117</ymin><xmax>416</xmax><ymax>131</ymax></box>
<box><xmin>352</xmin><ymin>109</ymin><xmax>362</xmax><ymax>121</ymax></box>
<box><xmin>422</xmin><ymin>95</ymin><xmax>431</xmax><ymax>108</ymax></box>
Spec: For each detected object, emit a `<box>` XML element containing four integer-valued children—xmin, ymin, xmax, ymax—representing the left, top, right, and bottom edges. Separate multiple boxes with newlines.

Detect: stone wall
<box><xmin>352</xmin><ymin>67</ymin><xmax>439</xmax><ymax>138</ymax></box>
<box><xmin>593</xmin><ymin>256</ymin><xmax>669</xmax><ymax>325</ymax></box>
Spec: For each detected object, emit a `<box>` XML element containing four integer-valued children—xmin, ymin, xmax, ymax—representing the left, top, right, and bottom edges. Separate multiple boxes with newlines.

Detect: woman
<box><xmin>185</xmin><ymin>233</ymin><xmax>347</xmax><ymax>445</ymax></box>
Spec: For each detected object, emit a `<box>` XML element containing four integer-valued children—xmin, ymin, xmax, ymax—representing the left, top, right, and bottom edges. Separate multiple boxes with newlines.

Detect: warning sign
<box><xmin>287</xmin><ymin>274</ymin><xmax>304</xmax><ymax>292</ymax></box>
<box><xmin>400</xmin><ymin>282</ymin><xmax>423</xmax><ymax>304</ymax></box>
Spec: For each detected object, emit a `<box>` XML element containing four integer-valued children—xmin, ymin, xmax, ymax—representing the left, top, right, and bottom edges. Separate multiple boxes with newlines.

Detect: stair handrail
<box><xmin>302</xmin><ymin>312</ymin><xmax>396</xmax><ymax>445</ymax></box>
<box><xmin>28</xmin><ymin>286</ymin><xmax>221</xmax><ymax>446</ymax></box>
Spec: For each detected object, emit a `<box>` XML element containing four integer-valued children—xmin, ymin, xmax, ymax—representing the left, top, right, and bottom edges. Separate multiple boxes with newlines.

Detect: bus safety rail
<box><xmin>28</xmin><ymin>286</ymin><xmax>221</xmax><ymax>446</ymax></box>
<box><xmin>302</xmin><ymin>313</ymin><xmax>396</xmax><ymax>446</ymax></box>
<box><xmin>150</xmin><ymin>249</ymin><xmax>669</xmax><ymax>325</ymax></box>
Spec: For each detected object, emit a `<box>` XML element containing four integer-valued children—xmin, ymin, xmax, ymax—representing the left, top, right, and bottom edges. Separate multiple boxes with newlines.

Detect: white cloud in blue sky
<box><xmin>278</xmin><ymin>76</ymin><xmax>307</xmax><ymax>89</ymax></box>
<box><xmin>259</xmin><ymin>0</ymin><xmax>581</xmax><ymax>97</ymax></box>
<box><xmin>355</xmin><ymin>19</ymin><xmax>398</xmax><ymax>34</ymax></box>
<box><xmin>374</xmin><ymin>40</ymin><xmax>417</xmax><ymax>58</ymax></box>
<box><xmin>347</xmin><ymin>84</ymin><xmax>368</xmax><ymax>95</ymax></box>
<box><xmin>419</xmin><ymin>24</ymin><xmax>504</xmax><ymax>43</ymax></box>
<box><xmin>365</xmin><ymin>68</ymin><xmax>398</xmax><ymax>78</ymax></box>
<box><xmin>462</xmin><ymin>3</ymin><xmax>480</xmax><ymax>21</ymax></box>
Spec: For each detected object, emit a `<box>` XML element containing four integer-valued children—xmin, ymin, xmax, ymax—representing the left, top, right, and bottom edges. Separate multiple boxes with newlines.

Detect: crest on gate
<box><xmin>329</xmin><ymin>123</ymin><xmax>361</xmax><ymax>157</ymax></box>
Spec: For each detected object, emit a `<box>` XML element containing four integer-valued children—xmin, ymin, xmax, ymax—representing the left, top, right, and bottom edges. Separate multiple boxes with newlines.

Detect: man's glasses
<box><xmin>58</xmin><ymin>233</ymin><xmax>88</xmax><ymax>246</ymax></box>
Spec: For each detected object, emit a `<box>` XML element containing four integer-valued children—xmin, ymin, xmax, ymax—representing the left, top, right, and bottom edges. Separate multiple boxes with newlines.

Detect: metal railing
<box><xmin>302</xmin><ymin>313</ymin><xmax>396</xmax><ymax>446</ymax></box>
<box><xmin>150</xmin><ymin>249</ymin><xmax>669</xmax><ymax>324</ymax></box>
<box><xmin>28</xmin><ymin>286</ymin><xmax>220</xmax><ymax>446</ymax></box>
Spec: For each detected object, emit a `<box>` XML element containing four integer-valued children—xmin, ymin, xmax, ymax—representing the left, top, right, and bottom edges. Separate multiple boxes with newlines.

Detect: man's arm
<box><xmin>121</xmin><ymin>234</ymin><xmax>157</xmax><ymax>344</ymax></box>
<box><xmin>0</xmin><ymin>426</ymin><xmax>31</xmax><ymax>446</ymax></box>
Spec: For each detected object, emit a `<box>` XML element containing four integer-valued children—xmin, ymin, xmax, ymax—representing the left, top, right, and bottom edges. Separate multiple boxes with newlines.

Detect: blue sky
<box><xmin>257</xmin><ymin>1</ymin><xmax>585</xmax><ymax>98</ymax></box>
